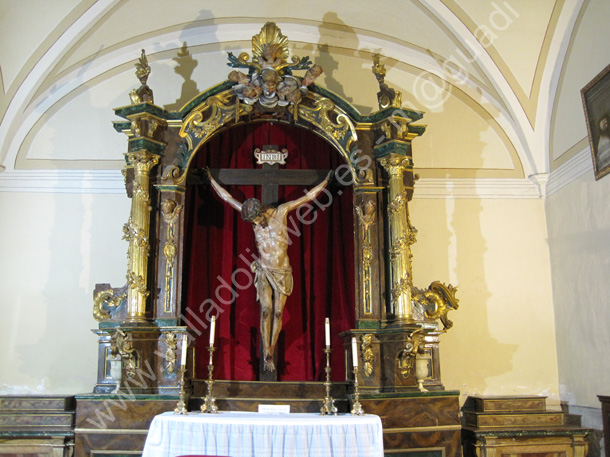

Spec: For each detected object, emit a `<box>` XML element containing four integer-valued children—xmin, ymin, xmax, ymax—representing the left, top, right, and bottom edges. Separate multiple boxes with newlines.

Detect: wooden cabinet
<box><xmin>359</xmin><ymin>390</ymin><xmax>462</xmax><ymax>457</ymax></box>
<box><xmin>0</xmin><ymin>396</ymin><xmax>74</xmax><ymax>457</ymax></box>
<box><xmin>598</xmin><ymin>395</ymin><xmax>610</xmax><ymax>457</ymax></box>
<box><xmin>462</xmin><ymin>396</ymin><xmax>590</xmax><ymax>457</ymax></box>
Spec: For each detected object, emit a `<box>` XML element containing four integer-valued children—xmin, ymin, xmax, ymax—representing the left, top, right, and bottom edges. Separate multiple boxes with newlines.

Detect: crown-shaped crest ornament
<box><xmin>227</xmin><ymin>22</ymin><xmax>323</xmax><ymax>109</ymax></box>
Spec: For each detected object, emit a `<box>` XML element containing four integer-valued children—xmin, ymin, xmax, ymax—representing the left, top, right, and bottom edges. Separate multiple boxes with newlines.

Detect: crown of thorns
<box><xmin>241</xmin><ymin>198</ymin><xmax>262</xmax><ymax>222</ymax></box>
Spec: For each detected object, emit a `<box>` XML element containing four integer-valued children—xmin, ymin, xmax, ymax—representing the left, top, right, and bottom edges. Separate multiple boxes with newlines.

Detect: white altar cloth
<box><xmin>142</xmin><ymin>411</ymin><xmax>384</xmax><ymax>457</ymax></box>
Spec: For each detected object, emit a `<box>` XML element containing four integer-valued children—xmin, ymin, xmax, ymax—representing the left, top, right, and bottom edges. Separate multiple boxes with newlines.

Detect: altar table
<box><xmin>142</xmin><ymin>411</ymin><xmax>384</xmax><ymax>457</ymax></box>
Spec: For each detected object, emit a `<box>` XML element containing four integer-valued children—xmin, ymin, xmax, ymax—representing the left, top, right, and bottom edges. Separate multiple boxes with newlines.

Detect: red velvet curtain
<box><xmin>182</xmin><ymin>122</ymin><xmax>354</xmax><ymax>381</ymax></box>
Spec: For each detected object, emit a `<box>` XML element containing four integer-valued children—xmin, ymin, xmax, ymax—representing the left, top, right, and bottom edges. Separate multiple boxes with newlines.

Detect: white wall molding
<box><xmin>546</xmin><ymin>146</ymin><xmax>593</xmax><ymax>196</ymax></box>
<box><xmin>413</xmin><ymin>177</ymin><xmax>540</xmax><ymax>199</ymax></box>
<box><xmin>0</xmin><ymin>169</ymin><xmax>125</xmax><ymax>194</ymax></box>
<box><xmin>0</xmin><ymin>169</ymin><xmax>547</xmax><ymax>198</ymax></box>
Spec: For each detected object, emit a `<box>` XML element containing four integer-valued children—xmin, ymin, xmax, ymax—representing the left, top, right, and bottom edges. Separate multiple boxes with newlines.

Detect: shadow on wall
<box><xmin>314</xmin><ymin>11</ymin><xmax>372</xmax><ymax>113</ymax></box>
<box><xmin>412</xmin><ymin>127</ymin><xmax>518</xmax><ymax>394</ymax></box>
<box><xmin>18</xmin><ymin>51</ymin><xmax>116</xmax><ymax>393</ymax></box>
<box><xmin>164</xmin><ymin>9</ymin><xmax>217</xmax><ymax>111</ymax></box>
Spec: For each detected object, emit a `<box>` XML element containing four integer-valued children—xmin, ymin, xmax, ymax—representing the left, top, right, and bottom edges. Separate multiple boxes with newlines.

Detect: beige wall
<box><xmin>546</xmin><ymin>0</ymin><xmax>610</xmax><ymax>413</ymax></box>
<box><xmin>411</xmin><ymin>196</ymin><xmax>559</xmax><ymax>406</ymax></box>
<box><xmin>546</xmin><ymin>174</ymin><xmax>610</xmax><ymax>409</ymax></box>
<box><xmin>0</xmin><ymin>191</ymin><xmax>129</xmax><ymax>393</ymax></box>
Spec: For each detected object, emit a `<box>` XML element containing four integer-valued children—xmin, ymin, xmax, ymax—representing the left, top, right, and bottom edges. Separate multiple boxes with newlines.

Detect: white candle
<box><xmin>325</xmin><ymin>318</ymin><xmax>331</xmax><ymax>347</ymax></box>
<box><xmin>351</xmin><ymin>336</ymin><xmax>358</xmax><ymax>368</ymax></box>
<box><xmin>209</xmin><ymin>315</ymin><xmax>216</xmax><ymax>346</ymax></box>
<box><xmin>180</xmin><ymin>333</ymin><xmax>187</xmax><ymax>367</ymax></box>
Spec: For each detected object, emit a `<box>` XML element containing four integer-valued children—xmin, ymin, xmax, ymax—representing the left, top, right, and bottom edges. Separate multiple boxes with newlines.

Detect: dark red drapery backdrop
<box><xmin>182</xmin><ymin>122</ymin><xmax>355</xmax><ymax>381</ymax></box>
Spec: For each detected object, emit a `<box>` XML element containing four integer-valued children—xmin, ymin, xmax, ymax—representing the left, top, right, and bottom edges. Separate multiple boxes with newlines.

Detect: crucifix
<box><xmin>192</xmin><ymin>145</ymin><xmax>333</xmax><ymax>381</ymax></box>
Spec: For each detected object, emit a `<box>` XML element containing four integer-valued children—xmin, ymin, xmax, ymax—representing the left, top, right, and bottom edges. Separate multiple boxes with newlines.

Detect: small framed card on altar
<box><xmin>258</xmin><ymin>404</ymin><xmax>290</xmax><ymax>414</ymax></box>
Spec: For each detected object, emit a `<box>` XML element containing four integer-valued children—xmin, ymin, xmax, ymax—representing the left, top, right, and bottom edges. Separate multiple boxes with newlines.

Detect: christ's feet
<box><xmin>263</xmin><ymin>354</ymin><xmax>275</xmax><ymax>372</ymax></box>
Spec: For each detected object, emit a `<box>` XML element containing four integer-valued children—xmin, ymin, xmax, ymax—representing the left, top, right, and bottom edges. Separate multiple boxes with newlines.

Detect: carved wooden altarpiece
<box><xmin>92</xmin><ymin>21</ymin><xmax>460</xmax><ymax>393</ymax></box>
<box><xmin>85</xmin><ymin>22</ymin><xmax>462</xmax><ymax>456</ymax></box>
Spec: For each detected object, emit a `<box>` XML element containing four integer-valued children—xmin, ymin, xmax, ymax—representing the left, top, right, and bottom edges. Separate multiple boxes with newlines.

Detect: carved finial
<box><xmin>135</xmin><ymin>49</ymin><xmax>151</xmax><ymax>84</ymax></box>
<box><xmin>371</xmin><ymin>53</ymin><xmax>401</xmax><ymax>110</ymax></box>
<box><xmin>131</xmin><ymin>49</ymin><xmax>154</xmax><ymax>104</ymax></box>
<box><xmin>372</xmin><ymin>53</ymin><xmax>386</xmax><ymax>83</ymax></box>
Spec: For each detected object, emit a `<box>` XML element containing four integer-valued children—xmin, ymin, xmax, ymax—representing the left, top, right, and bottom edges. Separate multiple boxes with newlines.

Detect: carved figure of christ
<box><xmin>204</xmin><ymin>163</ymin><xmax>333</xmax><ymax>376</ymax></box>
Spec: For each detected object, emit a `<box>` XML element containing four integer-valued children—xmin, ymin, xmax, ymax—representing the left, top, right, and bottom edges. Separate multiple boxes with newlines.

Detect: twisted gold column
<box><xmin>379</xmin><ymin>153</ymin><xmax>416</xmax><ymax>324</ymax></box>
<box><xmin>123</xmin><ymin>149</ymin><xmax>159</xmax><ymax>324</ymax></box>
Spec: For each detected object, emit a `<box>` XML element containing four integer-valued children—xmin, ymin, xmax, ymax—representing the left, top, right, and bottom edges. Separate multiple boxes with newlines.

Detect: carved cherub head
<box><xmin>228</xmin><ymin>70</ymin><xmax>250</xmax><ymax>84</ymax></box>
<box><xmin>302</xmin><ymin>64</ymin><xmax>324</xmax><ymax>87</ymax></box>
<box><xmin>262</xmin><ymin>43</ymin><xmax>283</xmax><ymax>67</ymax></box>
<box><xmin>242</xmin><ymin>84</ymin><xmax>262</xmax><ymax>100</ymax></box>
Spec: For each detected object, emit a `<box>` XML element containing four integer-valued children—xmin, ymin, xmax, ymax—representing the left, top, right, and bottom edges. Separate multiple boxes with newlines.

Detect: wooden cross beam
<box><xmin>189</xmin><ymin>145</ymin><xmax>331</xmax><ymax>206</ymax></box>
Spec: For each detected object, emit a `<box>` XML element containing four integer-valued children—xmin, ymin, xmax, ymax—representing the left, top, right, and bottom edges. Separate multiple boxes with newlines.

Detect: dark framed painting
<box><xmin>582</xmin><ymin>63</ymin><xmax>610</xmax><ymax>180</ymax></box>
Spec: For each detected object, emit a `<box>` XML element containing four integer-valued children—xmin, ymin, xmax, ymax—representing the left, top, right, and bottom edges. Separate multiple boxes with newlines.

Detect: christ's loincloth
<box><xmin>251</xmin><ymin>260</ymin><xmax>293</xmax><ymax>301</ymax></box>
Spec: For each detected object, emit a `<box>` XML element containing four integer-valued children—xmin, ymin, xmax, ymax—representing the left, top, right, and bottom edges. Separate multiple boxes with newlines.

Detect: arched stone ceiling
<box><xmin>0</xmin><ymin>0</ymin><xmax>587</xmax><ymax>194</ymax></box>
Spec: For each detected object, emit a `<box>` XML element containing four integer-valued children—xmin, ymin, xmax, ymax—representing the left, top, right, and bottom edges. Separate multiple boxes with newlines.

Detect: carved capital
<box><xmin>379</xmin><ymin>153</ymin><xmax>411</xmax><ymax>178</ymax></box>
<box><xmin>127</xmin><ymin>149</ymin><xmax>160</xmax><ymax>174</ymax></box>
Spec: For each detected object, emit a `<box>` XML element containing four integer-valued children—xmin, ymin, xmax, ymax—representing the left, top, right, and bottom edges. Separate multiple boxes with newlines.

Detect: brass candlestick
<box><xmin>350</xmin><ymin>366</ymin><xmax>364</xmax><ymax>415</ymax></box>
<box><xmin>173</xmin><ymin>365</ymin><xmax>188</xmax><ymax>415</ymax></box>
<box><xmin>200</xmin><ymin>346</ymin><xmax>219</xmax><ymax>414</ymax></box>
<box><xmin>320</xmin><ymin>347</ymin><xmax>338</xmax><ymax>415</ymax></box>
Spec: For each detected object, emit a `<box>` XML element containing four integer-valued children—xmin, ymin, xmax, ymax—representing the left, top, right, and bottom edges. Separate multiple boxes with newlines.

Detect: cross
<box><xmin>189</xmin><ymin>145</ymin><xmax>331</xmax><ymax>381</ymax></box>
<box><xmin>198</xmin><ymin>148</ymin><xmax>330</xmax><ymax>206</ymax></box>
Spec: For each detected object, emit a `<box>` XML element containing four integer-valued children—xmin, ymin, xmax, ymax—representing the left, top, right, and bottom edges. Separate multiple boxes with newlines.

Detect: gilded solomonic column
<box><xmin>123</xmin><ymin>149</ymin><xmax>160</xmax><ymax>323</ymax></box>
<box><xmin>378</xmin><ymin>152</ymin><xmax>417</xmax><ymax>325</ymax></box>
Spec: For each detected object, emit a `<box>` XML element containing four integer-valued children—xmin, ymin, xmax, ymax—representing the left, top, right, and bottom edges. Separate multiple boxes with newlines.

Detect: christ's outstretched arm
<box><xmin>279</xmin><ymin>170</ymin><xmax>333</xmax><ymax>213</ymax></box>
<box><xmin>206</xmin><ymin>168</ymin><xmax>243</xmax><ymax>212</ymax></box>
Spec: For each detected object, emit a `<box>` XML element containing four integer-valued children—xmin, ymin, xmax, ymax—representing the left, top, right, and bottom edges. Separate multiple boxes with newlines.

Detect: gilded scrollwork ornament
<box><xmin>396</xmin><ymin>328</ymin><xmax>426</xmax><ymax>379</ymax></box>
<box><xmin>298</xmin><ymin>96</ymin><xmax>358</xmax><ymax>177</ymax></box>
<box><xmin>127</xmin><ymin>271</ymin><xmax>149</xmax><ymax>298</ymax></box>
<box><xmin>354</xmin><ymin>166</ymin><xmax>375</xmax><ymax>186</ymax></box>
<box><xmin>413</xmin><ymin>281</ymin><xmax>459</xmax><ymax>330</ymax></box>
<box><xmin>387</xmin><ymin>189</ymin><xmax>409</xmax><ymax>215</ymax></box>
<box><xmin>391</xmin><ymin>277</ymin><xmax>412</xmax><ymax>306</ymax></box>
<box><xmin>174</xmin><ymin>92</ymin><xmax>253</xmax><ymax>186</ymax></box>
<box><xmin>93</xmin><ymin>288</ymin><xmax>126</xmax><ymax>321</ymax></box>
<box><xmin>390</xmin><ymin>227</ymin><xmax>417</xmax><ymax>262</ymax></box>
<box><xmin>164</xmin><ymin>331</ymin><xmax>178</xmax><ymax>374</ymax></box>
<box><xmin>111</xmin><ymin>329</ymin><xmax>139</xmax><ymax>379</ymax></box>
<box><xmin>356</xmin><ymin>201</ymin><xmax>376</xmax><ymax>314</ymax></box>
<box><xmin>299</xmin><ymin>98</ymin><xmax>354</xmax><ymax>144</ymax></box>
<box><xmin>161</xmin><ymin>199</ymin><xmax>183</xmax><ymax>313</ymax></box>
<box><xmin>361</xmin><ymin>334</ymin><xmax>375</xmax><ymax>377</ymax></box>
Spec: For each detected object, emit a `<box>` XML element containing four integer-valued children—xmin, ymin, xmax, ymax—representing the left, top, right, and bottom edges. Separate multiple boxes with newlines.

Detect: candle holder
<box><xmin>350</xmin><ymin>366</ymin><xmax>364</xmax><ymax>416</ymax></box>
<box><xmin>200</xmin><ymin>346</ymin><xmax>219</xmax><ymax>414</ymax></box>
<box><xmin>173</xmin><ymin>365</ymin><xmax>189</xmax><ymax>415</ymax></box>
<box><xmin>320</xmin><ymin>347</ymin><xmax>338</xmax><ymax>415</ymax></box>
